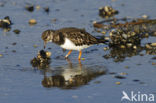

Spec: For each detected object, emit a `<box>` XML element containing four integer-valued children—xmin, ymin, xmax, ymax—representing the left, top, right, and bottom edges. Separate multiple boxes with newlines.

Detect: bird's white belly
<box><xmin>60</xmin><ymin>38</ymin><xmax>90</xmax><ymax>51</ymax></box>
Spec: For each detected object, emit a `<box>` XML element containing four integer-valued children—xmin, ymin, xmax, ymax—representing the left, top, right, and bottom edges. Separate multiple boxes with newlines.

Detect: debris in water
<box><xmin>99</xmin><ymin>6</ymin><xmax>118</xmax><ymax>18</ymax></box>
<box><xmin>0</xmin><ymin>16</ymin><xmax>12</xmax><ymax>29</ymax></box>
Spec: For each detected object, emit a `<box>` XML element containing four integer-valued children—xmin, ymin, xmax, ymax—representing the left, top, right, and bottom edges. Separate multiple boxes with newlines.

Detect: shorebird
<box><xmin>41</xmin><ymin>27</ymin><xmax>107</xmax><ymax>60</ymax></box>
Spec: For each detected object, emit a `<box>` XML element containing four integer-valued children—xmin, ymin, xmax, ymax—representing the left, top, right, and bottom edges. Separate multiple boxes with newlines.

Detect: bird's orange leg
<box><xmin>78</xmin><ymin>50</ymin><xmax>82</xmax><ymax>60</ymax></box>
<box><xmin>65</xmin><ymin>50</ymin><xmax>72</xmax><ymax>58</ymax></box>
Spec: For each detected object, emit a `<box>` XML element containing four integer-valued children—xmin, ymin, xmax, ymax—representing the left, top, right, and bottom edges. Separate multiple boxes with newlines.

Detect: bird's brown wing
<box><xmin>63</xmin><ymin>30</ymin><xmax>99</xmax><ymax>46</ymax></box>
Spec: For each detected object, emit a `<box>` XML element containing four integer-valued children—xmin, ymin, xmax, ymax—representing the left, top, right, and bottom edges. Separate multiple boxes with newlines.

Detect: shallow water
<box><xmin>0</xmin><ymin>0</ymin><xmax>156</xmax><ymax>103</ymax></box>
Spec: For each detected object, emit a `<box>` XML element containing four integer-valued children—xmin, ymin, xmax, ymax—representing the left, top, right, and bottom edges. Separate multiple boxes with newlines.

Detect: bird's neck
<box><xmin>52</xmin><ymin>33</ymin><xmax>65</xmax><ymax>45</ymax></box>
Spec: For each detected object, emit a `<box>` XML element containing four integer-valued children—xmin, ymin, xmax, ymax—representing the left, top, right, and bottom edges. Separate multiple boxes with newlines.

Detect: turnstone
<box><xmin>41</xmin><ymin>27</ymin><xmax>107</xmax><ymax>60</ymax></box>
<box><xmin>0</xmin><ymin>16</ymin><xmax>12</xmax><ymax>28</ymax></box>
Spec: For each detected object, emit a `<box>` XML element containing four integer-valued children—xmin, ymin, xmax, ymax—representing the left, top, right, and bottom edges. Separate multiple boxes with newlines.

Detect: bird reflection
<box><xmin>30</xmin><ymin>51</ymin><xmax>107</xmax><ymax>89</ymax></box>
<box><xmin>41</xmin><ymin>59</ymin><xmax>107</xmax><ymax>89</ymax></box>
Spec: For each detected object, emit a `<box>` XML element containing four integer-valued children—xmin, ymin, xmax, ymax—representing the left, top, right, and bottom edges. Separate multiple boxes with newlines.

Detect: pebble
<box><xmin>133</xmin><ymin>45</ymin><xmax>137</xmax><ymax>49</ymax></box>
<box><xmin>146</xmin><ymin>44</ymin><xmax>152</xmax><ymax>49</ymax></box>
<box><xmin>93</xmin><ymin>21</ymin><xmax>103</xmax><ymax>28</ymax></box>
<box><xmin>126</xmin><ymin>43</ymin><xmax>132</xmax><ymax>48</ymax></box>
<box><xmin>104</xmin><ymin>47</ymin><xmax>109</xmax><ymax>51</ymax></box>
<box><xmin>13</xmin><ymin>29</ymin><xmax>20</xmax><ymax>34</ymax></box>
<box><xmin>104</xmin><ymin>37</ymin><xmax>110</xmax><ymax>40</ymax></box>
<box><xmin>29</xmin><ymin>19</ymin><xmax>37</xmax><ymax>25</ymax></box>
<box><xmin>120</xmin><ymin>45</ymin><xmax>125</xmax><ymax>49</ymax></box>
<box><xmin>142</xmin><ymin>14</ymin><xmax>148</xmax><ymax>19</ymax></box>
<box><xmin>152</xmin><ymin>63</ymin><xmax>156</xmax><ymax>65</ymax></box>
<box><xmin>151</xmin><ymin>43</ymin><xmax>156</xmax><ymax>47</ymax></box>
<box><xmin>36</xmin><ymin>5</ymin><xmax>40</xmax><ymax>10</ymax></box>
<box><xmin>12</xmin><ymin>42</ymin><xmax>17</xmax><ymax>45</ymax></box>
<box><xmin>25</xmin><ymin>4</ymin><xmax>34</xmax><ymax>12</ymax></box>
<box><xmin>46</xmin><ymin>51</ymin><xmax>51</xmax><ymax>57</ymax></box>
<box><xmin>33</xmin><ymin>45</ymin><xmax>38</xmax><ymax>48</ymax></box>
<box><xmin>153</xmin><ymin>32</ymin><xmax>156</xmax><ymax>36</ymax></box>
<box><xmin>119</xmin><ymin>72</ymin><xmax>128</xmax><ymax>75</ymax></box>
<box><xmin>101</xmin><ymin>31</ymin><xmax>106</xmax><ymax>34</ymax></box>
<box><xmin>115</xmin><ymin>82</ymin><xmax>121</xmax><ymax>85</ymax></box>
<box><xmin>114</xmin><ymin>75</ymin><xmax>126</xmax><ymax>79</ymax></box>
<box><xmin>144</xmin><ymin>33</ymin><xmax>149</xmax><ymax>37</ymax></box>
<box><xmin>133</xmin><ymin>79</ymin><xmax>140</xmax><ymax>82</ymax></box>
<box><xmin>44</xmin><ymin>7</ymin><xmax>50</xmax><ymax>13</ymax></box>
<box><xmin>0</xmin><ymin>54</ymin><xmax>3</xmax><ymax>57</ymax></box>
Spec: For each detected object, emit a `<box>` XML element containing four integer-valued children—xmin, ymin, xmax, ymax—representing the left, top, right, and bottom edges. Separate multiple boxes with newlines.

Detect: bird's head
<box><xmin>41</xmin><ymin>30</ymin><xmax>55</xmax><ymax>49</ymax></box>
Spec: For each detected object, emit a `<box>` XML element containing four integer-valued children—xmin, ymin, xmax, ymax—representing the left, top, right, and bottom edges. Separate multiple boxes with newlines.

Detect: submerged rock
<box><xmin>31</xmin><ymin>50</ymin><xmax>51</xmax><ymax>69</ymax></box>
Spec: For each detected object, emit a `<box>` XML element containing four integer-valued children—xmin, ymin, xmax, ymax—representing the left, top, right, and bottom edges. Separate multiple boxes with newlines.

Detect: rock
<box><xmin>45</xmin><ymin>51</ymin><xmax>51</xmax><ymax>58</ymax></box>
<box><xmin>120</xmin><ymin>45</ymin><xmax>125</xmax><ymax>49</ymax></box>
<box><xmin>25</xmin><ymin>4</ymin><xmax>34</xmax><ymax>12</ymax></box>
<box><xmin>142</xmin><ymin>14</ymin><xmax>148</xmax><ymax>19</ymax></box>
<box><xmin>104</xmin><ymin>47</ymin><xmax>109</xmax><ymax>51</ymax></box>
<box><xmin>151</xmin><ymin>43</ymin><xmax>156</xmax><ymax>47</ymax></box>
<box><xmin>0</xmin><ymin>54</ymin><xmax>3</xmax><ymax>57</ymax></box>
<box><xmin>13</xmin><ymin>29</ymin><xmax>20</xmax><ymax>34</ymax></box>
<box><xmin>29</xmin><ymin>19</ymin><xmax>37</xmax><ymax>25</ymax></box>
<box><xmin>0</xmin><ymin>16</ymin><xmax>12</xmax><ymax>28</ymax></box>
<box><xmin>152</xmin><ymin>63</ymin><xmax>156</xmax><ymax>65</ymax></box>
<box><xmin>152</xmin><ymin>32</ymin><xmax>156</xmax><ymax>36</ymax></box>
<box><xmin>101</xmin><ymin>31</ymin><xmax>106</xmax><ymax>34</ymax></box>
<box><xmin>119</xmin><ymin>72</ymin><xmax>128</xmax><ymax>75</ymax></box>
<box><xmin>12</xmin><ymin>42</ymin><xmax>17</xmax><ymax>45</ymax></box>
<box><xmin>99</xmin><ymin>6</ymin><xmax>118</xmax><ymax>18</ymax></box>
<box><xmin>146</xmin><ymin>43</ymin><xmax>152</xmax><ymax>49</ymax></box>
<box><xmin>133</xmin><ymin>45</ymin><xmax>137</xmax><ymax>49</ymax></box>
<box><xmin>115</xmin><ymin>82</ymin><xmax>121</xmax><ymax>85</ymax></box>
<box><xmin>126</xmin><ymin>43</ymin><xmax>132</xmax><ymax>48</ymax></box>
<box><xmin>33</xmin><ymin>45</ymin><xmax>38</xmax><ymax>48</ymax></box>
<box><xmin>44</xmin><ymin>7</ymin><xmax>49</xmax><ymax>13</ymax></box>
<box><xmin>114</xmin><ymin>75</ymin><xmax>126</xmax><ymax>79</ymax></box>
<box><xmin>36</xmin><ymin>5</ymin><xmax>40</xmax><ymax>10</ymax></box>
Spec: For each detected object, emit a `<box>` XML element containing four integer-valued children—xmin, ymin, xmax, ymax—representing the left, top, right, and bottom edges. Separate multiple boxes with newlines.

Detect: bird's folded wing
<box><xmin>64</xmin><ymin>31</ymin><xmax>98</xmax><ymax>46</ymax></box>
